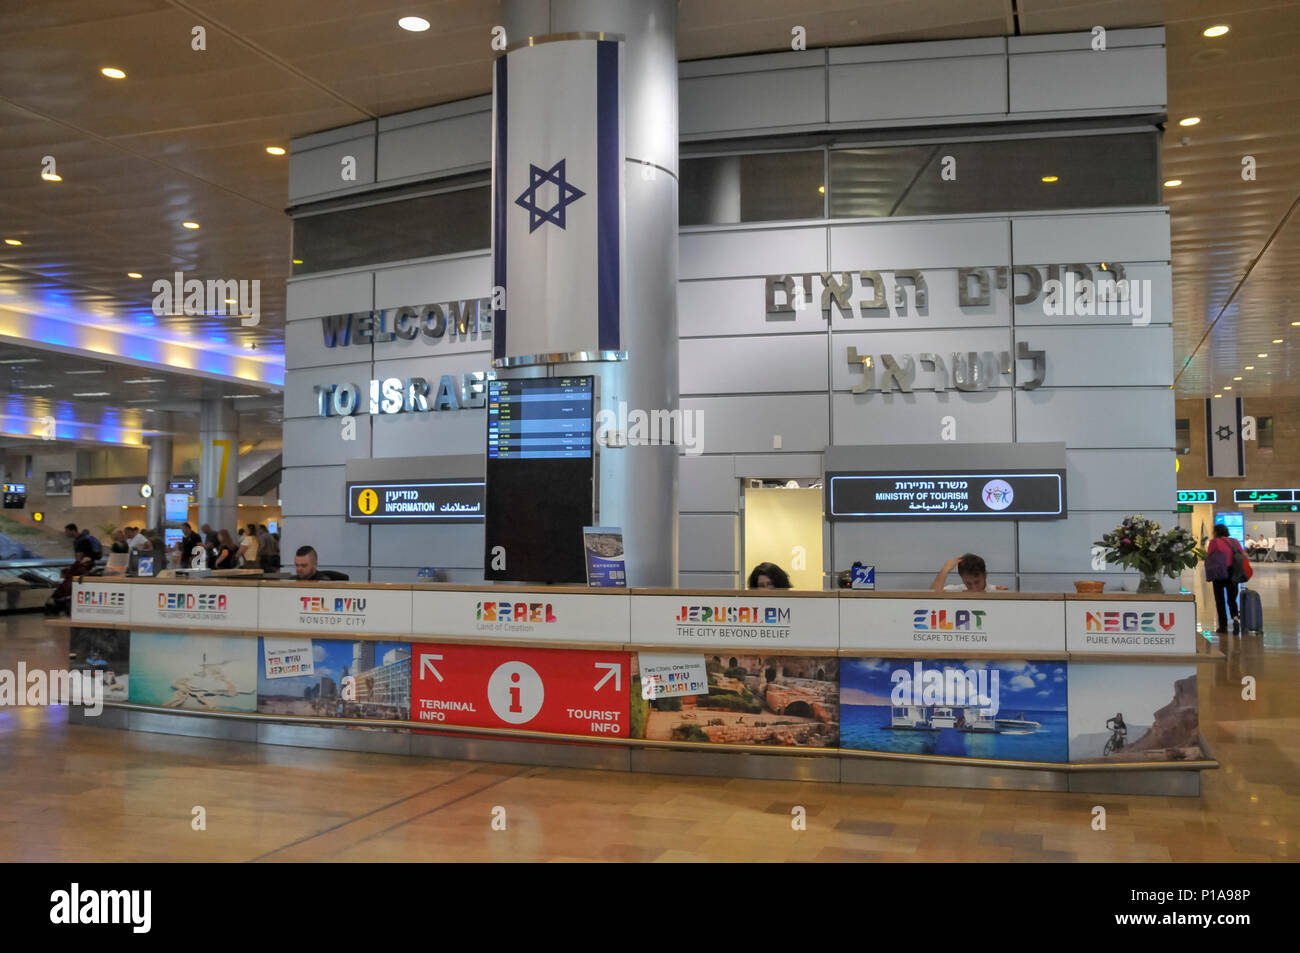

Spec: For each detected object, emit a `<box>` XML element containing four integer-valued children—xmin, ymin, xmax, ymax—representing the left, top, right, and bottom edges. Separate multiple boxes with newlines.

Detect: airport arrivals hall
<box><xmin>0</xmin><ymin>0</ymin><xmax>1296</xmax><ymax>889</ymax></box>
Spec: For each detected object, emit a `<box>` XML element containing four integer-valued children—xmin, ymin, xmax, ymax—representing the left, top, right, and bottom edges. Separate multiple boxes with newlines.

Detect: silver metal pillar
<box><xmin>144</xmin><ymin>411</ymin><xmax>173</xmax><ymax>532</ymax></box>
<box><xmin>502</xmin><ymin>0</ymin><xmax>680</xmax><ymax>587</ymax></box>
<box><xmin>198</xmin><ymin>399</ymin><xmax>238</xmax><ymax>535</ymax></box>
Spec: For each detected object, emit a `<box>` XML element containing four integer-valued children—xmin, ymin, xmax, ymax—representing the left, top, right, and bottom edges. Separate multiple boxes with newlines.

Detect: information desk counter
<box><xmin>60</xmin><ymin>579</ymin><xmax>1220</xmax><ymax>796</ymax></box>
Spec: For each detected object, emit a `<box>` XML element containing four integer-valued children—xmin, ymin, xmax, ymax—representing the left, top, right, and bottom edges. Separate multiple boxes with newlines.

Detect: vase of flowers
<box><xmin>1094</xmin><ymin>515</ymin><xmax>1205</xmax><ymax>593</ymax></box>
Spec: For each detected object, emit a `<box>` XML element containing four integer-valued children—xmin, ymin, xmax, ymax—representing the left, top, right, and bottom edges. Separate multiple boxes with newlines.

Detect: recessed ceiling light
<box><xmin>1178</xmin><ymin>117</ymin><xmax>1200</xmax><ymax>127</ymax></box>
<box><xmin>1214</xmin><ymin>393</ymin><xmax>1222</xmax><ymax>398</ymax></box>
<box><xmin>1258</xmin><ymin>353</ymin><xmax>1268</xmax><ymax>358</ymax></box>
<box><xmin>127</xmin><ymin>271</ymin><xmax>142</xmax><ymax>279</ymax></box>
<box><xmin>398</xmin><ymin>16</ymin><xmax>430</xmax><ymax>31</ymax></box>
<box><xmin>1163</xmin><ymin>179</ymin><xmax>1182</xmax><ymax>187</ymax></box>
<box><xmin>1233</xmin><ymin>376</ymin><xmax>1243</xmax><ymax>381</ymax></box>
<box><xmin>225</xmin><ymin>394</ymin><xmax>260</xmax><ymax>399</ymax></box>
<box><xmin>1203</xmin><ymin>25</ymin><xmax>1229</xmax><ymax>38</ymax></box>
<box><xmin>1041</xmin><ymin>175</ymin><xmax>1059</xmax><ymax>183</ymax></box>
<box><xmin>0</xmin><ymin>358</ymin><xmax>42</xmax><ymax>365</ymax></box>
<box><xmin>292</xmin><ymin>258</ymin><xmax>303</xmax><ymax>265</ymax></box>
<box><xmin>1224</xmin><ymin>386</ymin><xmax>1232</xmax><ymax>390</ymax></box>
<box><xmin>4</xmin><ymin>239</ymin><xmax>21</xmax><ymax>246</ymax></box>
<box><xmin>123</xmin><ymin>378</ymin><xmax>164</xmax><ymax>384</ymax></box>
<box><xmin>17</xmin><ymin>383</ymin><xmax>53</xmax><ymax>390</ymax></box>
<box><xmin>72</xmin><ymin>392</ymin><xmax>111</xmax><ymax>397</ymax></box>
<box><xmin>1244</xmin><ymin>365</ymin><xmax>1255</xmax><ymax>370</ymax></box>
<box><xmin>224</xmin><ymin>298</ymin><xmax>237</xmax><ymax>304</ymax></box>
<box><xmin>65</xmin><ymin>370</ymin><xmax>105</xmax><ymax>375</ymax></box>
<box><xmin>126</xmin><ymin>399</ymin><xmax>159</xmax><ymax>404</ymax></box>
<box><xmin>100</xmin><ymin>67</ymin><xmax>126</xmax><ymax>79</ymax></box>
<box><xmin>41</xmin><ymin>172</ymin><xmax>61</xmax><ymax>182</ymax></box>
<box><xmin>182</xmin><ymin>221</ymin><xmax>200</xmax><ymax>229</ymax></box>
<box><xmin>1292</xmin><ymin>321</ymin><xmax>1300</xmax><ymax>327</ymax></box>
<box><xmin>266</xmin><ymin>146</ymin><xmax>286</xmax><ymax>156</ymax></box>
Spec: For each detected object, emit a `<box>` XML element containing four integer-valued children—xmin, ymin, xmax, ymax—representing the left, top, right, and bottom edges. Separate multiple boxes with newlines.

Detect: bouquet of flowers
<box><xmin>1094</xmin><ymin>515</ymin><xmax>1205</xmax><ymax>583</ymax></box>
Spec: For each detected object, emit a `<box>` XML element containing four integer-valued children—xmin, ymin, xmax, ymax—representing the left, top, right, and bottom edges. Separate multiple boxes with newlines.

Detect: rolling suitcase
<box><xmin>1238</xmin><ymin>586</ymin><xmax>1263</xmax><ymax>635</ymax></box>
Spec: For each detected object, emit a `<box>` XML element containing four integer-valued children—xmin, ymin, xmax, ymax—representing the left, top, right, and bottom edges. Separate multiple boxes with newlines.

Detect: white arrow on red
<box><xmin>593</xmin><ymin>662</ymin><xmax>621</xmax><ymax>692</ymax></box>
<box><xmin>420</xmin><ymin>654</ymin><xmax>444</xmax><ymax>681</ymax></box>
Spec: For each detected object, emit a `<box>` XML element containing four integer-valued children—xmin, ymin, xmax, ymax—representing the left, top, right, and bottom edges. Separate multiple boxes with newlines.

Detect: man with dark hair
<box><xmin>930</xmin><ymin>553</ymin><xmax>1009</xmax><ymax>592</ymax></box>
<box><xmin>294</xmin><ymin>545</ymin><xmax>321</xmax><ymax>581</ymax></box>
<box><xmin>65</xmin><ymin>523</ymin><xmax>102</xmax><ymax>561</ymax></box>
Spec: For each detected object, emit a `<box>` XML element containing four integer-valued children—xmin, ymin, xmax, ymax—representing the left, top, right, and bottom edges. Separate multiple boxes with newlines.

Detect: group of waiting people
<box><xmin>175</xmin><ymin>522</ymin><xmax>281</xmax><ymax>571</ymax></box>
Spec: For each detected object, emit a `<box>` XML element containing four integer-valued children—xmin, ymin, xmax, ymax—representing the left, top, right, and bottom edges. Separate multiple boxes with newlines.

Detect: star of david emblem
<box><xmin>514</xmin><ymin>158</ymin><xmax>585</xmax><ymax>233</ymax></box>
<box><xmin>1216</xmin><ymin>424</ymin><xmax>1234</xmax><ymax>441</ymax></box>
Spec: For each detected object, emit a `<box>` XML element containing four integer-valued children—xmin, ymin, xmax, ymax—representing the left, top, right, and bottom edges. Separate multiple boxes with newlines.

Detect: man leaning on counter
<box><xmin>931</xmin><ymin>553</ymin><xmax>1009</xmax><ymax>592</ymax></box>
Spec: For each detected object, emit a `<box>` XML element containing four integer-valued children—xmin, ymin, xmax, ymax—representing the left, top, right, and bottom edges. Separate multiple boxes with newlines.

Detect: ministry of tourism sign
<box><xmin>827</xmin><ymin>470</ymin><xmax>1067</xmax><ymax>520</ymax></box>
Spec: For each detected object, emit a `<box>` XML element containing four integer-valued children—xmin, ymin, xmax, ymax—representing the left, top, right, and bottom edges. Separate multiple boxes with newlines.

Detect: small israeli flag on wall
<box><xmin>1205</xmin><ymin>396</ymin><xmax>1244</xmax><ymax>478</ymax></box>
<box><xmin>492</xmin><ymin>37</ymin><xmax>626</xmax><ymax>365</ymax></box>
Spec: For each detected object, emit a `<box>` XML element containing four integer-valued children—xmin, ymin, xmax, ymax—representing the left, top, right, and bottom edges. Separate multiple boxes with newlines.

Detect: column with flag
<box><xmin>492</xmin><ymin>37</ymin><xmax>626</xmax><ymax>365</ymax></box>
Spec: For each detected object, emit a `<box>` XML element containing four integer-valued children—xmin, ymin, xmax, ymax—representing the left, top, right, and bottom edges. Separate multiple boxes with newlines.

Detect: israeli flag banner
<box><xmin>492</xmin><ymin>38</ymin><xmax>626</xmax><ymax>365</ymax></box>
<box><xmin>1205</xmin><ymin>396</ymin><xmax>1244</xmax><ymax>478</ymax></box>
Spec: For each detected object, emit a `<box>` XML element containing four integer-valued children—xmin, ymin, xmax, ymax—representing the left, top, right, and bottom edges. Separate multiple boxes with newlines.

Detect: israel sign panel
<box><xmin>492</xmin><ymin>37</ymin><xmax>626</xmax><ymax>366</ymax></box>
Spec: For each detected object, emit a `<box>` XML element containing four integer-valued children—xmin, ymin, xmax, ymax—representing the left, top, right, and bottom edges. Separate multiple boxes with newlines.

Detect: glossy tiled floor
<box><xmin>1</xmin><ymin>570</ymin><xmax>1296</xmax><ymax>862</ymax></box>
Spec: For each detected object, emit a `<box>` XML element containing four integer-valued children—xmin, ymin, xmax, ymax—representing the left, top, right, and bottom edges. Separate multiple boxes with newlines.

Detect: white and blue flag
<box><xmin>1205</xmin><ymin>396</ymin><xmax>1244</xmax><ymax>478</ymax></box>
<box><xmin>492</xmin><ymin>38</ymin><xmax>625</xmax><ymax>364</ymax></box>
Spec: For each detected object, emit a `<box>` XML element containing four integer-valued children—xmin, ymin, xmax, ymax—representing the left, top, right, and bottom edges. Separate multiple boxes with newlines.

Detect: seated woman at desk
<box><xmin>930</xmin><ymin>553</ymin><xmax>1009</xmax><ymax>592</ymax></box>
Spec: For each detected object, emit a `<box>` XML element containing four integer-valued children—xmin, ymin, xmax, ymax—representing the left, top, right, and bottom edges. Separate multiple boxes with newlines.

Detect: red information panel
<box><xmin>410</xmin><ymin>642</ymin><xmax>630</xmax><ymax>737</ymax></box>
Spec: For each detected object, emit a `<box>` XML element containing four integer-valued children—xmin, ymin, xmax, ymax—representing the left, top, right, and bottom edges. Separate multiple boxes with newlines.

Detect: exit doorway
<box><xmin>742</xmin><ymin>480</ymin><xmax>824</xmax><ymax>590</ymax></box>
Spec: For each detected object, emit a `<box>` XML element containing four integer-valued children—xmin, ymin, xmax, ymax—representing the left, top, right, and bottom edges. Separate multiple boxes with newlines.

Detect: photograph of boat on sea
<box><xmin>128</xmin><ymin>632</ymin><xmax>257</xmax><ymax>712</ymax></box>
<box><xmin>1068</xmin><ymin>664</ymin><xmax>1200</xmax><ymax>763</ymax></box>
<box><xmin>840</xmin><ymin>657</ymin><xmax>1068</xmax><ymax>763</ymax></box>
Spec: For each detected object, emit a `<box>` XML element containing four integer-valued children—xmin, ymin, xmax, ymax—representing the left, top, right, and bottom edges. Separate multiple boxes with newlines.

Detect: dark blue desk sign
<box><xmin>583</xmin><ymin>526</ymin><xmax>626</xmax><ymax>587</ymax></box>
<box><xmin>827</xmin><ymin>470</ymin><xmax>1067</xmax><ymax>520</ymax></box>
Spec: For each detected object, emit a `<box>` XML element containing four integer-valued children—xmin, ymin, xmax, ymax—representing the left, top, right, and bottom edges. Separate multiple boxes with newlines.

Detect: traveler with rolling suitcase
<box><xmin>1205</xmin><ymin>524</ymin><xmax>1252</xmax><ymax>635</ymax></box>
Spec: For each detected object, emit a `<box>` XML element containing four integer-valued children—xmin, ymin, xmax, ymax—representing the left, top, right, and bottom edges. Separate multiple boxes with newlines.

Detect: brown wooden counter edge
<box><xmin>1063</xmin><ymin>591</ymin><xmax>1194</xmax><ymax>602</ymax></box>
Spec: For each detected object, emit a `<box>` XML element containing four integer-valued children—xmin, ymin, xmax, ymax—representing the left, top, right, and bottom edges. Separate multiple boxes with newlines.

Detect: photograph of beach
<box><xmin>840</xmin><ymin>658</ymin><xmax>1069</xmax><ymax>763</ymax></box>
<box><xmin>128</xmin><ymin>632</ymin><xmax>257</xmax><ymax>713</ymax></box>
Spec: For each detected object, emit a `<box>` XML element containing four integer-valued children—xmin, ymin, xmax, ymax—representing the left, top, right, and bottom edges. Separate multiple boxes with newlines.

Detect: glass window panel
<box><xmin>681</xmin><ymin>151</ymin><xmax>824</xmax><ymax>226</ymax></box>
<box><xmin>830</xmin><ymin>132</ymin><xmax>1159</xmax><ymax>218</ymax></box>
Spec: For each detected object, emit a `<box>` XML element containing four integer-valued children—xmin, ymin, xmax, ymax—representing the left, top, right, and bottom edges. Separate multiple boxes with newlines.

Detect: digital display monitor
<box><xmin>1178</xmin><ymin>489</ymin><xmax>1217</xmax><ymax>503</ymax></box>
<box><xmin>1216</xmin><ymin>511</ymin><xmax>1245</xmax><ymax>544</ymax></box>
<box><xmin>2</xmin><ymin>483</ymin><xmax>26</xmax><ymax>509</ymax></box>
<box><xmin>827</xmin><ymin>470</ymin><xmax>1067</xmax><ymax>520</ymax></box>
<box><xmin>1234</xmin><ymin>488</ymin><xmax>1297</xmax><ymax>504</ymax></box>
<box><xmin>164</xmin><ymin>528</ymin><xmax>184</xmax><ymax>548</ymax></box>
<box><xmin>164</xmin><ymin>493</ymin><xmax>189</xmax><ymax>523</ymax></box>
<box><xmin>484</xmin><ymin>376</ymin><xmax>594</xmax><ymax>583</ymax></box>
<box><xmin>488</xmin><ymin>377</ymin><xmax>593</xmax><ymax>459</ymax></box>
<box><xmin>267</xmin><ymin>520</ymin><xmax>278</xmax><ymax>534</ymax></box>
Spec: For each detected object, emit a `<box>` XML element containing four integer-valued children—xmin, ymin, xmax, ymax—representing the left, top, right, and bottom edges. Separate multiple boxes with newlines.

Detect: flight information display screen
<box><xmin>487</xmin><ymin>378</ymin><xmax>593</xmax><ymax>459</ymax></box>
<box><xmin>484</xmin><ymin>376</ymin><xmax>594</xmax><ymax>583</ymax></box>
<box><xmin>2</xmin><ymin>483</ymin><xmax>26</xmax><ymax>509</ymax></box>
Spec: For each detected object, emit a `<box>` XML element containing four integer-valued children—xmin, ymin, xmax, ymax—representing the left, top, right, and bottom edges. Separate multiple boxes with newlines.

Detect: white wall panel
<box><xmin>680</xmin><ymin>67</ymin><xmax>825</xmax><ymax>137</ymax></box>
<box><xmin>279</xmin><ymin>515</ymin><xmax>368</xmax><ymax>572</ymax></box>
<box><xmin>284</xmin><ymin>416</ymin><xmax>373</xmax><ymax>468</ymax></box>
<box><xmin>369</xmin><ymin>408</ymin><xmax>488</xmax><ymax>459</ymax></box>
<box><xmin>682</xmin><ymin>395</ymin><xmax>828</xmax><ymax>454</ymax></box>
<box><xmin>733</xmin><ymin>454</ymin><xmax>824</xmax><ymax>479</ymax></box>
<box><xmin>1009</xmin><ymin>47</ymin><xmax>1165</xmax><ymax>113</ymax></box>
<box><xmin>377</xmin><ymin>111</ymin><xmax>491</xmax><ymax>181</ymax></box>
<box><xmin>374</xmin><ymin>255</ymin><xmax>491</xmax><ymax>308</ymax></box>
<box><xmin>370</xmin><ymin>522</ymin><xmax>484</xmax><ymax>568</ymax></box>
<box><xmin>279</xmin><ymin>466</ymin><xmax>345</xmax><ymax>517</ymax></box>
<box><xmin>832</xmin><ymin>390</ymin><xmax>1013</xmax><ymax>445</ymax></box>
<box><xmin>680</xmin><ymin>455</ymin><xmax>739</xmax><ymax>512</ymax></box>
<box><xmin>1012</xmin><ymin>212</ymin><xmax>1170</xmax><ymax>264</ymax></box>
<box><xmin>679</xmin><ymin>278</ymin><xmax>827</xmax><ymax>337</ymax></box>
<box><xmin>677</xmin><ymin>571</ymin><xmax>740</xmax><ymax>590</ymax></box>
<box><xmin>833</xmin><ymin>521</ymin><xmax>1015</xmax><ymax>573</ymax></box>
<box><xmin>831</xmin><ymin>219</ymin><xmax>1010</xmax><ymax>271</ymax></box>
<box><xmin>286</xmin><ymin>273</ymin><xmax>373</xmax><ymax>323</ymax></box>
<box><xmin>371</xmin><ymin>351</ymin><xmax>494</xmax><ymax>387</ymax></box>
<box><xmin>1066</xmin><ymin>449</ymin><xmax>1175</xmax><ymax>512</ymax></box>
<box><xmin>829</xmin><ymin>56</ymin><xmax>1006</xmax><ymax>123</ymax></box>
<box><xmin>679</xmin><ymin>514</ymin><xmax>738</xmax><ymax>573</ymax></box>
<box><xmin>830</xmin><ymin>328</ymin><xmax>1014</xmax><ymax>391</ymax></box>
<box><xmin>680</xmin><ymin>335</ymin><xmax>827</xmax><ymax>395</ymax></box>
<box><xmin>1016</xmin><ymin>388</ymin><xmax>1174</xmax><ymax>447</ymax></box>
<box><xmin>679</xmin><ymin>227</ymin><xmax>826</xmax><ymax>280</ymax></box>
<box><xmin>869</xmin><ymin>572</ymin><xmax>1017</xmax><ymax>593</ymax></box>
<box><xmin>1017</xmin><ymin>326</ymin><xmax>1172</xmax><ymax>387</ymax></box>
<box><xmin>289</xmin><ymin>135</ymin><xmax>376</xmax><ymax>202</ymax></box>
